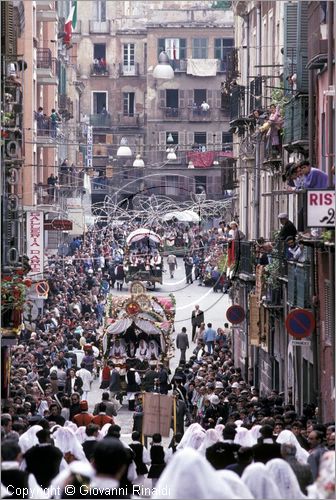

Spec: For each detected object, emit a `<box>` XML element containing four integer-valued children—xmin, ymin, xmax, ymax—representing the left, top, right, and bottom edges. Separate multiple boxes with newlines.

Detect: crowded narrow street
<box><xmin>1</xmin><ymin>0</ymin><xmax>335</xmax><ymax>499</ymax></box>
<box><xmin>87</xmin><ymin>256</ymin><xmax>230</xmax><ymax>437</ymax></box>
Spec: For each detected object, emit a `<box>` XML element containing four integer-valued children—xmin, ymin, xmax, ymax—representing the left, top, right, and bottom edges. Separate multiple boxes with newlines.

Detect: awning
<box><xmin>126</xmin><ymin>228</ymin><xmax>162</xmax><ymax>245</ymax></box>
<box><xmin>162</xmin><ymin>210</ymin><xmax>200</xmax><ymax>223</ymax></box>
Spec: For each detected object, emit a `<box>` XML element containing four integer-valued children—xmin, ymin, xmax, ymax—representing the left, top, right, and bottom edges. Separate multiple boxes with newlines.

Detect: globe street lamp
<box><xmin>153</xmin><ymin>51</ymin><xmax>174</xmax><ymax>80</ymax></box>
<box><xmin>117</xmin><ymin>137</ymin><xmax>132</xmax><ymax>157</ymax></box>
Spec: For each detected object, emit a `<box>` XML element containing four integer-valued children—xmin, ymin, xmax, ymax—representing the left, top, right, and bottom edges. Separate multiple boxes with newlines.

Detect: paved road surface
<box><xmin>88</xmin><ymin>257</ymin><xmax>230</xmax><ymax>442</ymax></box>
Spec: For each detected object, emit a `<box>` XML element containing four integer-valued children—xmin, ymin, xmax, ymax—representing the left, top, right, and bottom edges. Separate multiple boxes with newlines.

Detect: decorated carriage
<box><xmin>102</xmin><ymin>283</ymin><xmax>176</xmax><ymax>379</ymax></box>
<box><xmin>124</xmin><ymin>228</ymin><xmax>164</xmax><ymax>288</ymax></box>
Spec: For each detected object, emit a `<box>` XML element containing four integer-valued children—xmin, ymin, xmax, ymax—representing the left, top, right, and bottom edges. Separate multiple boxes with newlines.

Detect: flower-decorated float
<box><xmin>102</xmin><ymin>282</ymin><xmax>176</xmax><ymax>377</ymax></box>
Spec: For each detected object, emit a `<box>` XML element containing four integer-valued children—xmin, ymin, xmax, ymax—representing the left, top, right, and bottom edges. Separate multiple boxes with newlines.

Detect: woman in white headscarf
<box><xmin>234</xmin><ymin>426</ymin><xmax>254</xmax><ymax>448</ymax></box>
<box><xmin>248</xmin><ymin>424</ymin><xmax>262</xmax><ymax>445</ymax></box>
<box><xmin>176</xmin><ymin>423</ymin><xmax>206</xmax><ymax>450</ymax></box>
<box><xmin>215</xmin><ymin>423</ymin><xmax>224</xmax><ymax>440</ymax></box>
<box><xmin>276</xmin><ymin>429</ymin><xmax>309</xmax><ymax>464</ymax></box>
<box><xmin>100</xmin><ymin>422</ymin><xmax>112</xmax><ymax>438</ymax></box>
<box><xmin>19</xmin><ymin>425</ymin><xmax>42</xmax><ymax>454</ymax></box>
<box><xmin>154</xmin><ymin>448</ymin><xmax>239</xmax><ymax>499</ymax></box>
<box><xmin>266</xmin><ymin>458</ymin><xmax>307</xmax><ymax>499</ymax></box>
<box><xmin>148</xmin><ymin>339</ymin><xmax>159</xmax><ymax>359</ymax></box>
<box><xmin>242</xmin><ymin>462</ymin><xmax>282</xmax><ymax>500</ymax></box>
<box><xmin>49</xmin><ymin>461</ymin><xmax>94</xmax><ymax>499</ymax></box>
<box><xmin>74</xmin><ymin>426</ymin><xmax>87</xmax><ymax>445</ymax></box>
<box><xmin>217</xmin><ymin>470</ymin><xmax>255</xmax><ymax>499</ymax></box>
<box><xmin>199</xmin><ymin>428</ymin><xmax>220</xmax><ymax>454</ymax></box>
<box><xmin>52</xmin><ymin>427</ymin><xmax>88</xmax><ymax>463</ymax></box>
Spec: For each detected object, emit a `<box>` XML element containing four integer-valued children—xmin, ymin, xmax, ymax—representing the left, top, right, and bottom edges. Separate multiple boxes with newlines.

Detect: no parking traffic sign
<box><xmin>226</xmin><ymin>305</ymin><xmax>245</xmax><ymax>325</ymax></box>
<box><xmin>285</xmin><ymin>309</ymin><xmax>315</xmax><ymax>339</ymax></box>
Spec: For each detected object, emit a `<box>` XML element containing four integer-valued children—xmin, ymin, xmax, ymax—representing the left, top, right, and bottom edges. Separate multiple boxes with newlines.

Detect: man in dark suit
<box><xmin>176</xmin><ymin>327</ymin><xmax>189</xmax><ymax>364</ymax></box>
<box><xmin>252</xmin><ymin>424</ymin><xmax>282</xmax><ymax>463</ymax></box>
<box><xmin>24</xmin><ymin>429</ymin><xmax>63</xmax><ymax>488</ymax></box>
<box><xmin>206</xmin><ymin>424</ymin><xmax>240</xmax><ymax>469</ymax></box>
<box><xmin>82</xmin><ymin>423</ymin><xmax>100</xmax><ymax>461</ymax></box>
<box><xmin>191</xmin><ymin>305</ymin><xmax>204</xmax><ymax>341</ymax></box>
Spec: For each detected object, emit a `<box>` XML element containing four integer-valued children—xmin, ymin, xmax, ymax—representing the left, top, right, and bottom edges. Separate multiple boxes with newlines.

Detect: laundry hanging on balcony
<box><xmin>186</xmin><ymin>150</ymin><xmax>233</xmax><ymax>168</ymax></box>
<box><xmin>186</xmin><ymin>59</ymin><xmax>217</xmax><ymax>77</ymax></box>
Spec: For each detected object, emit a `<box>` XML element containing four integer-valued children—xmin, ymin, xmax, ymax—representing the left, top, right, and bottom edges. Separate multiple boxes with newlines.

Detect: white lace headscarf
<box><xmin>155</xmin><ymin>448</ymin><xmax>239</xmax><ymax>499</ymax></box>
<box><xmin>198</xmin><ymin>428</ymin><xmax>220</xmax><ymax>454</ymax></box>
<box><xmin>53</xmin><ymin>427</ymin><xmax>88</xmax><ymax>463</ymax></box>
<box><xmin>248</xmin><ymin>424</ymin><xmax>262</xmax><ymax>445</ymax></box>
<box><xmin>266</xmin><ymin>458</ymin><xmax>307</xmax><ymax>499</ymax></box>
<box><xmin>234</xmin><ymin>426</ymin><xmax>254</xmax><ymax>448</ymax></box>
<box><xmin>19</xmin><ymin>425</ymin><xmax>43</xmax><ymax>453</ymax></box>
<box><xmin>176</xmin><ymin>423</ymin><xmax>206</xmax><ymax>450</ymax></box>
<box><xmin>217</xmin><ymin>470</ymin><xmax>255</xmax><ymax>499</ymax></box>
<box><xmin>276</xmin><ymin>430</ymin><xmax>309</xmax><ymax>463</ymax></box>
<box><xmin>242</xmin><ymin>462</ymin><xmax>282</xmax><ymax>499</ymax></box>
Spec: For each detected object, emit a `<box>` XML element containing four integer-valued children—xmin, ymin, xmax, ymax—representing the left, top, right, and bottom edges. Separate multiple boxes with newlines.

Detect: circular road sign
<box><xmin>226</xmin><ymin>305</ymin><xmax>245</xmax><ymax>325</ymax></box>
<box><xmin>285</xmin><ymin>309</ymin><xmax>315</xmax><ymax>339</ymax></box>
<box><xmin>35</xmin><ymin>281</ymin><xmax>49</xmax><ymax>297</ymax></box>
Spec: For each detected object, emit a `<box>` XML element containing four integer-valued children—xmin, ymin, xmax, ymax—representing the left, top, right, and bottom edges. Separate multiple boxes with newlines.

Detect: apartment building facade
<box><xmin>231</xmin><ymin>0</ymin><xmax>335</xmax><ymax>421</ymax></box>
<box><xmin>72</xmin><ymin>1</ymin><xmax>235</xmax><ymax>205</ymax></box>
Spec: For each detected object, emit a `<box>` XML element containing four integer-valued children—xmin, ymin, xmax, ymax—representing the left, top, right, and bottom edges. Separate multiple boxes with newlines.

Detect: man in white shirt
<box><xmin>76</xmin><ymin>362</ymin><xmax>93</xmax><ymax>401</ymax></box>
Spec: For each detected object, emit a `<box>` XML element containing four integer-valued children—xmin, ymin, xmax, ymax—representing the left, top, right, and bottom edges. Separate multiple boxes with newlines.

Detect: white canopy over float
<box><xmin>126</xmin><ymin>228</ymin><xmax>162</xmax><ymax>245</ymax></box>
<box><xmin>162</xmin><ymin>210</ymin><xmax>200</xmax><ymax>223</ymax></box>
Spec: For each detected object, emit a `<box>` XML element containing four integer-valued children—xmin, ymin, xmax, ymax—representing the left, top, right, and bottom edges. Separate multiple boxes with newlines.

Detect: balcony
<box><xmin>188</xmin><ymin>108</ymin><xmax>212</xmax><ymax>122</ymax></box>
<box><xmin>230</xmin><ymin>85</ymin><xmax>246</xmax><ymax>123</ymax></box>
<box><xmin>237</xmin><ymin>241</ymin><xmax>256</xmax><ymax>277</ymax></box>
<box><xmin>171</xmin><ymin>59</ymin><xmax>187</xmax><ymax>72</ymax></box>
<box><xmin>284</xmin><ymin>96</ymin><xmax>308</xmax><ymax>147</ymax></box>
<box><xmin>91</xmin><ymin>64</ymin><xmax>109</xmax><ymax>76</ymax></box>
<box><xmin>307</xmin><ymin>3</ymin><xmax>328</xmax><ymax>68</ymax></box>
<box><xmin>287</xmin><ymin>262</ymin><xmax>311</xmax><ymax>308</ymax></box>
<box><xmin>36</xmin><ymin>48</ymin><xmax>58</xmax><ymax>85</ymax></box>
<box><xmin>89</xmin><ymin>20</ymin><xmax>110</xmax><ymax>34</ymax></box>
<box><xmin>119</xmin><ymin>63</ymin><xmax>140</xmax><ymax>76</ymax></box>
<box><xmin>164</xmin><ymin>107</ymin><xmax>181</xmax><ymax>120</ymax></box>
<box><xmin>58</xmin><ymin>95</ymin><xmax>73</xmax><ymax>120</ymax></box>
<box><xmin>89</xmin><ymin>114</ymin><xmax>112</xmax><ymax>128</ymax></box>
<box><xmin>36</xmin><ymin>1</ymin><xmax>58</xmax><ymax>22</ymax></box>
<box><xmin>117</xmin><ymin>113</ymin><xmax>140</xmax><ymax>129</ymax></box>
<box><xmin>35</xmin><ymin>183</ymin><xmax>60</xmax><ymax>208</ymax></box>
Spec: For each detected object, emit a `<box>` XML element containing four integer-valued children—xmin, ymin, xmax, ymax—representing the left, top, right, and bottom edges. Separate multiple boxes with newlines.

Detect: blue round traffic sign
<box><xmin>226</xmin><ymin>305</ymin><xmax>245</xmax><ymax>325</ymax></box>
<box><xmin>285</xmin><ymin>309</ymin><xmax>315</xmax><ymax>338</ymax></box>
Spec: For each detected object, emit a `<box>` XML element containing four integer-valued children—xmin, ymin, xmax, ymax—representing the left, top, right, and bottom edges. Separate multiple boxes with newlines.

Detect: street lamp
<box><xmin>188</xmin><ymin>160</ymin><xmax>195</xmax><ymax>169</ymax></box>
<box><xmin>167</xmin><ymin>147</ymin><xmax>177</xmax><ymax>161</ymax></box>
<box><xmin>166</xmin><ymin>132</ymin><xmax>174</xmax><ymax>144</ymax></box>
<box><xmin>117</xmin><ymin>137</ymin><xmax>132</xmax><ymax>157</ymax></box>
<box><xmin>133</xmin><ymin>154</ymin><xmax>145</xmax><ymax>168</ymax></box>
<box><xmin>153</xmin><ymin>51</ymin><xmax>174</xmax><ymax>80</ymax></box>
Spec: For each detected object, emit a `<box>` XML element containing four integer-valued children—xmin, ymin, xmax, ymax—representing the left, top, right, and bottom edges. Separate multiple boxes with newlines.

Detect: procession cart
<box><xmin>124</xmin><ymin>228</ymin><xmax>164</xmax><ymax>289</ymax></box>
<box><xmin>101</xmin><ymin>285</ymin><xmax>176</xmax><ymax>393</ymax></box>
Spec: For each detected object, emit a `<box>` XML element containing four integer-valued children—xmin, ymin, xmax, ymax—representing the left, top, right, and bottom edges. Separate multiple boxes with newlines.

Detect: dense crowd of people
<box><xmin>1</xmin><ymin>221</ymin><xmax>335</xmax><ymax>499</ymax></box>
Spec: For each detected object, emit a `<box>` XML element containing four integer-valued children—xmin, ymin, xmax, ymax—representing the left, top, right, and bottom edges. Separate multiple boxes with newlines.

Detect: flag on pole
<box><xmin>64</xmin><ymin>0</ymin><xmax>77</xmax><ymax>45</ymax></box>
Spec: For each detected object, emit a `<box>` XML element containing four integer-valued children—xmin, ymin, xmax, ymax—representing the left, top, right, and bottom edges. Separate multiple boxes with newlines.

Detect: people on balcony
<box><xmin>200</xmin><ymin>101</ymin><xmax>210</xmax><ymax>115</ymax></box>
<box><xmin>256</xmin><ymin>238</ymin><xmax>273</xmax><ymax>265</ymax></box>
<box><xmin>47</xmin><ymin>173</ymin><xmax>58</xmax><ymax>202</ymax></box>
<box><xmin>34</xmin><ymin>107</ymin><xmax>45</xmax><ymax>135</ymax></box>
<box><xmin>278</xmin><ymin>213</ymin><xmax>297</xmax><ymax>241</ymax></box>
<box><xmin>228</xmin><ymin>221</ymin><xmax>245</xmax><ymax>241</ymax></box>
<box><xmin>284</xmin><ymin>236</ymin><xmax>306</xmax><ymax>263</ymax></box>
<box><xmin>298</xmin><ymin>160</ymin><xmax>329</xmax><ymax>189</ymax></box>
<box><xmin>50</xmin><ymin>108</ymin><xmax>61</xmax><ymax>138</ymax></box>
<box><xmin>259</xmin><ymin>104</ymin><xmax>283</xmax><ymax>159</ymax></box>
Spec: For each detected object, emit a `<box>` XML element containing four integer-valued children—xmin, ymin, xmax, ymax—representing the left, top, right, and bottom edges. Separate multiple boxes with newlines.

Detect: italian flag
<box><xmin>64</xmin><ymin>0</ymin><xmax>77</xmax><ymax>45</ymax></box>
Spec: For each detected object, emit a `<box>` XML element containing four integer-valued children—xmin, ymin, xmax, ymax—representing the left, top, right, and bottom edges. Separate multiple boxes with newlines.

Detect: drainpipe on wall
<box><xmin>308</xmin><ymin>71</ymin><xmax>315</xmax><ymax>165</ymax></box>
<box><xmin>254</xmin><ymin>3</ymin><xmax>262</xmax><ymax>238</ymax></box>
<box><xmin>327</xmin><ymin>1</ymin><xmax>334</xmax><ymax>187</ymax></box>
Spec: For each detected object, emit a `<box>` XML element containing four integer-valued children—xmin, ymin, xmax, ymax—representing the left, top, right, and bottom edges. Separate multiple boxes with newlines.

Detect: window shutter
<box><xmin>187</xmin><ymin>90</ymin><xmax>193</xmax><ymax>107</ymax></box>
<box><xmin>214</xmin><ymin>38</ymin><xmax>221</xmax><ymax>59</ymax></box>
<box><xmin>179</xmin><ymin>89</ymin><xmax>185</xmax><ymax>108</ymax></box>
<box><xmin>158</xmin><ymin>38</ymin><xmax>165</xmax><ymax>58</ymax></box>
<box><xmin>284</xmin><ymin>3</ymin><xmax>298</xmax><ymax>89</ymax></box>
<box><xmin>159</xmin><ymin>90</ymin><xmax>165</xmax><ymax>108</ymax></box>
<box><xmin>207</xmin><ymin>90</ymin><xmax>213</xmax><ymax>107</ymax></box>
<box><xmin>296</xmin><ymin>1</ymin><xmax>308</xmax><ymax>93</ymax></box>
<box><xmin>215</xmin><ymin>90</ymin><xmax>222</xmax><ymax>108</ymax></box>
<box><xmin>179</xmin><ymin>130</ymin><xmax>186</xmax><ymax>146</ymax></box>
<box><xmin>207</xmin><ymin>131</ymin><xmax>215</xmax><ymax>147</ymax></box>
<box><xmin>159</xmin><ymin>131</ymin><xmax>167</xmax><ymax>147</ymax></box>
<box><xmin>187</xmin><ymin>132</ymin><xmax>194</xmax><ymax>147</ymax></box>
<box><xmin>179</xmin><ymin>38</ymin><xmax>186</xmax><ymax>60</ymax></box>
